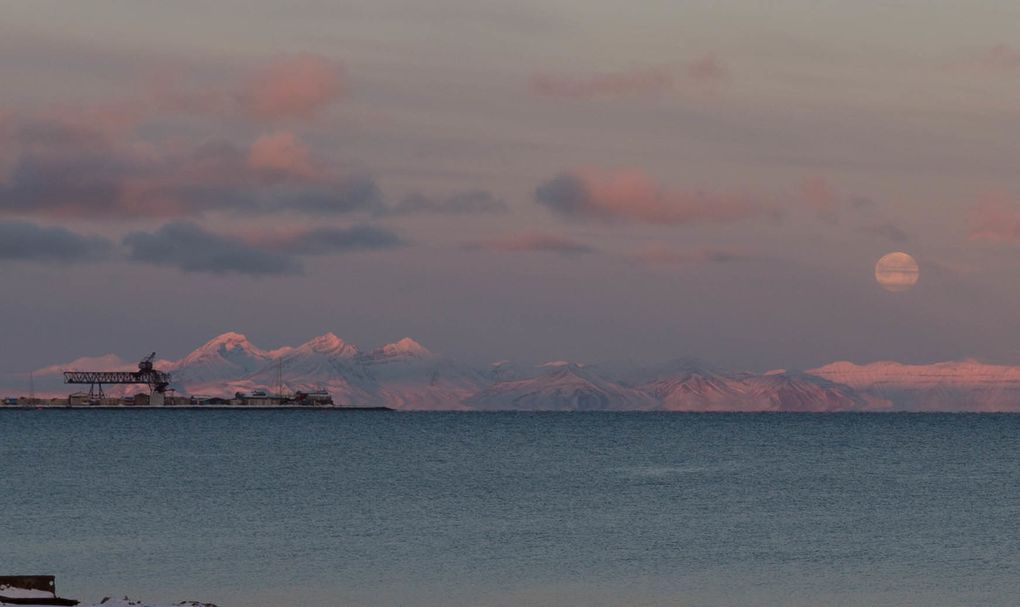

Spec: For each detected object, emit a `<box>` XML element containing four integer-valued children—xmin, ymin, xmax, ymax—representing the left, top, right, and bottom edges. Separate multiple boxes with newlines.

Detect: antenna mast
<box><xmin>275</xmin><ymin>358</ymin><xmax>286</xmax><ymax>399</ymax></box>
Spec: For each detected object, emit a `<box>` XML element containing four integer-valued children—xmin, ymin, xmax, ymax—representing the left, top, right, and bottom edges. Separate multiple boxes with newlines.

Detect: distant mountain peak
<box><xmin>207</xmin><ymin>331</ymin><xmax>251</xmax><ymax>345</ymax></box>
<box><xmin>807</xmin><ymin>358</ymin><xmax>1020</xmax><ymax>389</ymax></box>
<box><xmin>22</xmin><ymin>330</ymin><xmax>1020</xmax><ymax>411</ymax></box>
<box><xmin>468</xmin><ymin>361</ymin><xmax>657</xmax><ymax>411</ymax></box>
<box><xmin>297</xmin><ymin>332</ymin><xmax>359</xmax><ymax>356</ymax></box>
<box><xmin>376</xmin><ymin>337</ymin><xmax>432</xmax><ymax>358</ymax></box>
<box><xmin>169</xmin><ymin>331</ymin><xmax>271</xmax><ymax>387</ymax></box>
<box><xmin>180</xmin><ymin>332</ymin><xmax>266</xmax><ymax>363</ymax></box>
<box><xmin>539</xmin><ymin>360</ymin><xmax>583</xmax><ymax>368</ymax></box>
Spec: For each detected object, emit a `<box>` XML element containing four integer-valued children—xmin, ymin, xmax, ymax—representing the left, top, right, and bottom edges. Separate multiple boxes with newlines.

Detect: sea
<box><xmin>2</xmin><ymin>410</ymin><xmax>1019</xmax><ymax>607</ymax></box>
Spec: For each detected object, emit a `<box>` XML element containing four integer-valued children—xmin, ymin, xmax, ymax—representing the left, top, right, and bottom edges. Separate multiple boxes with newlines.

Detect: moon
<box><xmin>875</xmin><ymin>252</ymin><xmax>919</xmax><ymax>292</ymax></box>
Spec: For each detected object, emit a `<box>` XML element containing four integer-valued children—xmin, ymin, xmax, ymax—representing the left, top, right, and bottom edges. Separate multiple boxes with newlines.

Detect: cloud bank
<box><xmin>536</xmin><ymin>167</ymin><xmax>766</xmax><ymax>225</ymax></box>
<box><xmin>464</xmin><ymin>232</ymin><xmax>596</xmax><ymax>256</ymax></box>
<box><xmin>969</xmin><ymin>194</ymin><xmax>1020</xmax><ymax>241</ymax></box>
<box><xmin>0</xmin><ymin>221</ymin><xmax>112</xmax><ymax>262</ymax></box>
<box><xmin>262</xmin><ymin>225</ymin><xmax>406</xmax><ymax>255</ymax></box>
<box><xmin>123</xmin><ymin>221</ymin><xmax>303</xmax><ymax>275</ymax></box>
<box><xmin>123</xmin><ymin>222</ymin><xmax>406</xmax><ymax>275</ymax></box>
<box><xmin>239</xmin><ymin>53</ymin><xmax>346</xmax><ymax>121</ymax></box>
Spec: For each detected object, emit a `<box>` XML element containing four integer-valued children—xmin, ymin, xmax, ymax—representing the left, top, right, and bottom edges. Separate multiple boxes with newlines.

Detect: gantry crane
<box><xmin>63</xmin><ymin>352</ymin><xmax>172</xmax><ymax>401</ymax></box>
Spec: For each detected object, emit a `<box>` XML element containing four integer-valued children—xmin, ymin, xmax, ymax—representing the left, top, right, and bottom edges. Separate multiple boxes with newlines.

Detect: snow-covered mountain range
<box><xmin>7</xmin><ymin>333</ymin><xmax>1020</xmax><ymax>411</ymax></box>
<box><xmin>467</xmin><ymin>362</ymin><xmax>658</xmax><ymax>411</ymax></box>
<box><xmin>164</xmin><ymin>332</ymin><xmax>482</xmax><ymax>409</ymax></box>
<box><xmin>807</xmin><ymin>360</ymin><xmax>1020</xmax><ymax>411</ymax></box>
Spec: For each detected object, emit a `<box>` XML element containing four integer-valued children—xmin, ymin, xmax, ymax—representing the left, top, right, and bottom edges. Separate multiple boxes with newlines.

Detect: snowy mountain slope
<box><xmin>733</xmin><ymin>372</ymin><xmax>888</xmax><ymax>412</ymax></box>
<box><xmin>10</xmin><ymin>333</ymin><xmax>1020</xmax><ymax>410</ymax></box>
<box><xmin>199</xmin><ymin>332</ymin><xmax>373</xmax><ymax>403</ymax></box>
<box><xmin>466</xmin><ymin>362</ymin><xmax>658</xmax><ymax>411</ymax></box>
<box><xmin>184</xmin><ymin>334</ymin><xmax>485</xmax><ymax>408</ymax></box>
<box><xmin>169</xmin><ymin>332</ymin><xmax>271</xmax><ymax>386</ymax></box>
<box><xmin>809</xmin><ymin>359</ymin><xmax>1020</xmax><ymax>389</ymax></box>
<box><xmin>808</xmin><ymin>360</ymin><xmax>1020</xmax><ymax>411</ymax></box>
<box><xmin>641</xmin><ymin>364</ymin><xmax>885</xmax><ymax>412</ymax></box>
<box><xmin>359</xmin><ymin>338</ymin><xmax>486</xmax><ymax>410</ymax></box>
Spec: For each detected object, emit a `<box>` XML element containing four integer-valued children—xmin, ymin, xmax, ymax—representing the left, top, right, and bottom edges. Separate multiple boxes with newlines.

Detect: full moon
<box><xmin>875</xmin><ymin>252</ymin><xmax>919</xmax><ymax>292</ymax></box>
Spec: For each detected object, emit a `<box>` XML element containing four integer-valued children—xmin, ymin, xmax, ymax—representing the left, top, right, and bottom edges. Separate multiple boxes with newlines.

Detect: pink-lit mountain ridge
<box><xmin>171</xmin><ymin>332</ymin><xmax>482</xmax><ymax>409</ymax></box>
<box><xmin>808</xmin><ymin>359</ymin><xmax>1020</xmax><ymax>411</ymax></box>
<box><xmin>11</xmin><ymin>333</ymin><xmax>1020</xmax><ymax>411</ymax></box>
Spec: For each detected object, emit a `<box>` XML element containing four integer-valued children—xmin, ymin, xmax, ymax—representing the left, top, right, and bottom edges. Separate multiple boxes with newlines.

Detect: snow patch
<box><xmin>375</xmin><ymin>337</ymin><xmax>432</xmax><ymax>358</ymax></box>
<box><xmin>0</xmin><ymin>584</ymin><xmax>55</xmax><ymax>598</ymax></box>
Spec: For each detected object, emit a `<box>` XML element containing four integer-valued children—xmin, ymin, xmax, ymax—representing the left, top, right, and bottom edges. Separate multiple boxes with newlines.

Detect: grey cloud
<box><xmin>535</xmin><ymin>169</ymin><xmax>767</xmax><ymax>225</ymax></box>
<box><xmin>463</xmin><ymin>233</ymin><xmax>597</xmax><ymax>256</ymax></box>
<box><xmin>273</xmin><ymin>225</ymin><xmax>406</xmax><ymax>255</ymax></box>
<box><xmin>534</xmin><ymin>174</ymin><xmax>591</xmax><ymax>218</ymax></box>
<box><xmin>123</xmin><ymin>221</ymin><xmax>302</xmax><ymax>275</ymax></box>
<box><xmin>0</xmin><ymin>119</ymin><xmax>385</xmax><ymax>219</ymax></box>
<box><xmin>385</xmin><ymin>190</ymin><xmax>507</xmax><ymax>215</ymax></box>
<box><xmin>274</xmin><ymin>176</ymin><xmax>384</xmax><ymax>215</ymax></box>
<box><xmin>2</xmin><ymin>115</ymin><xmax>497</xmax><ymax>222</ymax></box>
<box><xmin>122</xmin><ymin>222</ymin><xmax>405</xmax><ymax>275</ymax></box>
<box><xmin>130</xmin><ymin>140</ymin><xmax>386</xmax><ymax>216</ymax></box>
<box><xmin>0</xmin><ymin>221</ymin><xmax>112</xmax><ymax>262</ymax></box>
<box><xmin>1</xmin><ymin>157</ymin><xmax>123</xmax><ymax>216</ymax></box>
<box><xmin>0</xmin><ymin>122</ymin><xmax>136</xmax><ymax>218</ymax></box>
<box><xmin>859</xmin><ymin>223</ymin><xmax>909</xmax><ymax>243</ymax></box>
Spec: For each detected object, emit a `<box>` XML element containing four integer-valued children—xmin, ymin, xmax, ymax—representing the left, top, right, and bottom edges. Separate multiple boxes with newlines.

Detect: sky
<box><xmin>3</xmin><ymin>0</ymin><xmax>1020</xmax><ymax>374</ymax></box>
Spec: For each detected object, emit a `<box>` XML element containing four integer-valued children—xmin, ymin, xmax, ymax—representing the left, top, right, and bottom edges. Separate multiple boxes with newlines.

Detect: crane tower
<box><xmin>63</xmin><ymin>352</ymin><xmax>172</xmax><ymax>404</ymax></box>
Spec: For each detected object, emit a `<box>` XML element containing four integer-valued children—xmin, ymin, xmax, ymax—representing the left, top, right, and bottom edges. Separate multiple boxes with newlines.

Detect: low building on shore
<box><xmin>190</xmin><ymin>396</ymin><xmax>232</xmax><ymax>405</ymax></box>
<box><xmin>294</xmin><ymin>390</ymin><xmax>334</xmax><ymax>406</ymax></box>
<box><xmin>1</xmin><ymin>388</ymin><xmax>335</xmax><ymax>407</ymax></box>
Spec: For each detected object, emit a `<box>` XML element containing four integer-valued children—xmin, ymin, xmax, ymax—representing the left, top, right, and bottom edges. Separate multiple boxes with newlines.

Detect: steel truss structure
<box><xmin>63</xmin><ymin>370</ymin><xmax>172</xmax><ymax>399</ymax></box>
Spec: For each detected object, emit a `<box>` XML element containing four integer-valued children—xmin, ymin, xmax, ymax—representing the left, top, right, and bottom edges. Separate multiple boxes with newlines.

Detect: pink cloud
<box><xmin>800</xmin><ymin>176</ymin><xmax>839</xmax><ymax>222</ymax></box>
<box><xmin>969</xmin><ymin>193</ymin><xmax>1020</xmax><ymax>241</ymax></box>
<box><xmin>536</xmin><ymin>167</ymin><xmax>768</xmax><ymax>225</ymax></box>
<box><xmin>1</xmin><ymin>53</ymin><xmax>348</xmax><ymax>150</ymax></box>
<box><xmin>947</xmin><ymin>44</ymin><xmax>1020</xmax><ymax>72</ymax></box>
<box><xmin>982</xmin><ymin>44</ymin><xmax>1020</xmax><ymax>69</ymax></box>
<box><xmin>248</xmin><ymin>131</ymin><xmax>318</xmax><ymax>180</ymax></box>
<box><xmin>239</xmin><ymin>53</ymin><xmax>345</xmax><ymax>121</ymax></box>
<box><xmin>0</xmin><ymin>110</ymin><xmax>378</xmax><ymax>219</ymax></box>
<box><xmin>0</xmin><ymin>53</ymin><xmax>361</xmax><ymax>220</ymax></box>
<box><xmin>686</xmin><ymin>53</ymin><xmax>728</xmax><ymax>86</ymax></box>
<box><xmin>54</xmin><ymin>54</ymin><xmax>346</xmax><ymax>125</ymax></box>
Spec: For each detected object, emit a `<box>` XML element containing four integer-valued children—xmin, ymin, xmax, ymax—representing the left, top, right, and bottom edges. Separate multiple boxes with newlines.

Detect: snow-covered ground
<box><xmin>87</xmin><ymin>599</ymin><xmax>215</xmax><ymax>607</ymax></box>
<box><xmin>1</xmin><ymin>584</ymin><xmax>56</xmax><ymax>598</ymax></box>
<box><xmin>0</xmin><ymin>590</ymin><xmax>215</xmax><ymax>607</ymax></box>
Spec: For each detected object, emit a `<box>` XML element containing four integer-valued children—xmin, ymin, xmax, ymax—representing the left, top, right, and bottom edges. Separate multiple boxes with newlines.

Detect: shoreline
<box><xmin>2</xmin><ymin>406</ymin><xmax>1019</xmax><ymax>413</ymax></box>
<box><xmin>0</xmin><ymin>405</ymin><xmax>393</xmax><ymax>410</ymax></box>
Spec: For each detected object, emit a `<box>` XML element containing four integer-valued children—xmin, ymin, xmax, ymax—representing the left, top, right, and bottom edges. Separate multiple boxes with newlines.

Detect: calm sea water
<box><xmin>2</xmin><ymin>411</ymin><xmax>1018</xmax><ymax>606</ymax></box>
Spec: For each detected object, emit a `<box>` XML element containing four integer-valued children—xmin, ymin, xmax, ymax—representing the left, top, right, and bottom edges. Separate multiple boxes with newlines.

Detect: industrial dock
<box><xmin>1</xmin><ymin>352</ymin><xmax>390</xmax><ymax>410</ymax></box>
